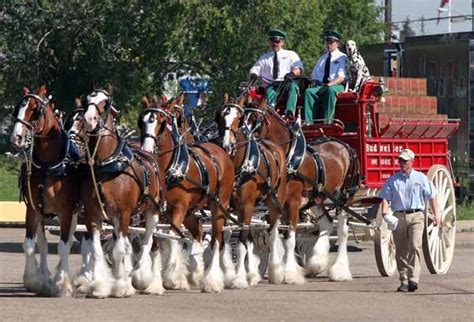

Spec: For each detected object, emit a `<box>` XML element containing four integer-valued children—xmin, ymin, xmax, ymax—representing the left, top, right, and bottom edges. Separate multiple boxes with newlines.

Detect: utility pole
<box><xmin>385</xmin><ymin>0</ymin><xmax>392</xmax><ymax>41</ymax></box>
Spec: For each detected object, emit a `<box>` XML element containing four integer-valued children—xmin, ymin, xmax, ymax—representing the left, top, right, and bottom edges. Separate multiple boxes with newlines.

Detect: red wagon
<box><xmin>302</xmin><ymin>77</ymin><xmax>459</xmax><ymax>276</ymax></box>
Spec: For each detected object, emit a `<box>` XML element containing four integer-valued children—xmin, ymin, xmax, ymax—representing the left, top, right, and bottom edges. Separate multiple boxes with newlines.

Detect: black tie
<box><xmin>322</xmin><ymin>52</ymin><xmax>331</xmax><ymax>84</ymax></box>
<box><xmin>273</xmin><ymin>51</ymin><xmax>279</xmax><ymax>80</ymax></box>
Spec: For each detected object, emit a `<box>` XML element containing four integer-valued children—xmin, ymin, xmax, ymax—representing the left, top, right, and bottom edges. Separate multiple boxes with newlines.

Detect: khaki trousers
<box><xmin>393</xmin><ymin>211</ymin><xmax>425</xmax><ymax>283</ymax></box>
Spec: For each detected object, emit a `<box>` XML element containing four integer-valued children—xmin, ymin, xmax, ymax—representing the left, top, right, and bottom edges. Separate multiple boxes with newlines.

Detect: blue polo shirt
<box><xmin>379</xmin><ymin>170</ymin><xmax>437</xmax><ymax>212</ymax></box>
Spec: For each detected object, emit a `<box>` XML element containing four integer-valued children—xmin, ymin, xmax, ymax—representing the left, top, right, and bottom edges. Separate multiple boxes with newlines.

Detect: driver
<box><xmin>249</xmin><ymin>29</ymin><xmax>304</xmax><ymax>117</ymax></box>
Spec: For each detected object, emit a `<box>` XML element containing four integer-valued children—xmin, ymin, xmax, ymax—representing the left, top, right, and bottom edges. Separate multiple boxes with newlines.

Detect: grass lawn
<box><xmin>0</xmin><ymin>156</ymin><xmax>21</xmax><ymax>201</ymax></box>
<box><xmin>457</xmin><ymin>203</ymin><xmax>474</xmax><ymax>221</ymax></box>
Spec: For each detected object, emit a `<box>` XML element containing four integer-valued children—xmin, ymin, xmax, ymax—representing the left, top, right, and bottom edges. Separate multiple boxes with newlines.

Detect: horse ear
<box><xmin>223</xmin><ymin>93</ymin><xmax>229</xmax><ymax>104</ymax></box>
<box><xmin>142</xmin><ymin>96</ymin><xmax>150</xmax><ymax>109</ymax></box>
<box><xmin>23</xmin><ymin>87</ymin><xmax>30</xmax><ymax>95</ymax></box>
<box><xmin>38</xmin><ymin>85</ymin><xmax>47</xmax><ymax>97</ymax></box>
<box><xmin>74</xmin><ymin>98</ymin><xmax>82</xmax><ymax>108</ymax></box>
<box><xmin>177</xmin><ymin>93</ymin><xmax>185</xmax><ymax>106</ymax></box>
<box><xmin>106</xmin><ymin>84</ymin><xmax>113</xmax><ymax>96</ymax></box>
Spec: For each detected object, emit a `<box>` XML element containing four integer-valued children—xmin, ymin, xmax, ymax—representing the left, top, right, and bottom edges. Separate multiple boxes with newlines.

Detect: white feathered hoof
<box><xmin>268</xmin><ymin>264</ymin><xmax>285</xmax><ymax>285</ymax></box>
<box><xmin>87</xmin><ymin>281</ymin><xmax>112</xmax><ymax>299</ymax></box>
<box><xmin>53</xmin><ymin>273</ymin><xmax>74</xmax><ymax>297</ymax></box>
<box><xmin>111</xmin><ymin>279</ymin><xmax>131</xmax><ymax>298</ymax></box>
<box><xmin>305</xmin><ymin>255</ymin><xmax>328</xmax><ymax>277</ymax></box>
<box><xmin>163</xmin><ymin>273</ymin><xmax>190</xmax><ymax>290</ymax></box>
<box><xmin>141</xmin><ymin>278</ymin><xmax>165</xmax><ymax>295</ymax></box>
<box><xmin>23</xmin><ymin>273</ymin><xmax>46</xmax><ymax>294</ymax></box>
<box><xmin>201</xmin><ymin>275</ymin><xmax>224</xmax><ymax>293</ymax></box>
<box><xmin>201</xmin><ymin>242</ymin><xmax>224</xmax><ymax>293</ymax></box>
<box><xmin>329</xmin><ymin>262</ymin><xmax>353</xmax><ymax>281</ymax></box>
<box><xmin>131</xmin><ymin>267</ymin><xmax>154</xmax><ymax>291</ymax></box>
<box><xmin>74</xmin><ymin>273</ymin><xmax>91</xmax><ymax>290</ymax></box>
<box><xmin>284</xmin><ymin>267</ymin><xmax>305</xmax><ymax>285</ymax></box>
<box><xmin>247</xmin><ymin>272</ymin><xmax>261</xmax><ymax>287</ymax></box>
<box><xmin>230</xmin><ymin>275</ymin><xmax>248</xmax><ymax>290</ymax></box>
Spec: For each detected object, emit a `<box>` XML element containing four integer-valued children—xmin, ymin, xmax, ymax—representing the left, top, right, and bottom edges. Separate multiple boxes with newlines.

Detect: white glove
<box><xmin>383</xmin><ymin>214</ymin><xmax>399</xmax><ymax>231</ymax></box>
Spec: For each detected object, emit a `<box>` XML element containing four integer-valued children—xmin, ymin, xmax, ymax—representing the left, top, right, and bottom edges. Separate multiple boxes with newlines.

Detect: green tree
<box><xmin>1</xmin><ymin>0</ymin><xmax>385</xmax><ymax>128</ymax></box>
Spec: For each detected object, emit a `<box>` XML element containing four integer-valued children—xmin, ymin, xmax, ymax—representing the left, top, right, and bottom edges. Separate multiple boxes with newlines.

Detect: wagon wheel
<box><xmin>423</xmin><ymin>165</ymin><xmax>456</xmax><ymax>274</ymax></box>
<box><xmin>374</xmin><ymin>205</ymin><xmax>397</xmax><ymax>276</ymax></box>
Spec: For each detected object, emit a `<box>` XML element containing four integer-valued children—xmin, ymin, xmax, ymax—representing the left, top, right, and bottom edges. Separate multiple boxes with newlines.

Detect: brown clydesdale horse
<box><xmin>75</xmin><ymin>89</ymin><xmax>166</xmax><ymax>298</ymax></box>
<box><xmin>139</xmin><ymin>96</ymin><xmax>235</xmax><ymax>293</ymax></box>
<box><xmin>215</xmin><ymin>94</ymin><xmax>287</xmax><ymax>288</ymax></box>
<box><xmin>244</xmin><ymin>94</ymin><xmax>360</xmax><ymax>283</ymax></box>
<box><xmin>10</xmin><ymin>86</ymin><xmax>79</xmax><ymax>296</ymax></box>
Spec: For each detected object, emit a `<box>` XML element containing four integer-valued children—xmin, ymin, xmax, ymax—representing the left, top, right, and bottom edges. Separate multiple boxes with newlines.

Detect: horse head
<box><xmin>67</xmin><ymin>98</ymin><xmax>86</xmax><ymax>143</ymax></box>
<box><xmin>139</xmin><ymin>95</ymin><xmax>172</xmax><ymax>153</ymax></box>
<box><xmin>215</xmin><ymin>94</ymin><xmax>247</xmax><ymax>153</ymax></box>
<box><xmin>10</xmin><ymin>85</ymin><xmax>54</xmax><ymax>149</ymax></box>
<box><xmin>83</xmin><ymin>86</ymin><xmax>116</xmax><ymax>133</ymax></box>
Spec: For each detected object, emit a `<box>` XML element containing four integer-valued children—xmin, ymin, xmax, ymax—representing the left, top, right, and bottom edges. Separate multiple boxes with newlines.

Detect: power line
<box><xmin>391</xmin><ymin>14</ymin><xmax>473</xmax><ymax>24</ymax></box>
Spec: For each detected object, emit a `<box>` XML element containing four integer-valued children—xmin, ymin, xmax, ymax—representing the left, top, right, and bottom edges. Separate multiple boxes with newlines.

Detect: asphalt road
<box><xmin>1</xmin><ymin>228</ymin><xmax>473</xmax><ymax>321</ymax></box>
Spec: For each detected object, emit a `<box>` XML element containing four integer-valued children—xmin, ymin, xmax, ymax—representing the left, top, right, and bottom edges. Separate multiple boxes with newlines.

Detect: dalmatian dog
<box><xmin>345</xmin><ymin>40</ymin><xmax>372</xmax><ymax>92</ymax></box>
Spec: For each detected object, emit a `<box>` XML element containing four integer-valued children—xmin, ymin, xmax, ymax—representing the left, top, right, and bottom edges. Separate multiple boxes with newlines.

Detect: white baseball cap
<box><xmin>398</xmin><ymin>148</ymin><xmax>415</xmax><ymax>161</ymax></box>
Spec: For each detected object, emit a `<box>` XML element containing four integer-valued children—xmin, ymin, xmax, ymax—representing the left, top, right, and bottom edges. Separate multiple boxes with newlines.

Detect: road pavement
<box><xmin>0</xmin><ymin>228</ymin><xmax>473</xmax><ymax>321</ymax></box>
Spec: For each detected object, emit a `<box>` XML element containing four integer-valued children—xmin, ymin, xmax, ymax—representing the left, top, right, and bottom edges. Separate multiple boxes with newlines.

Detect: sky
<box><xmin>375</xmin><ymin>0</ymin><xmax>472</xmax><ymax>36</ymax></box>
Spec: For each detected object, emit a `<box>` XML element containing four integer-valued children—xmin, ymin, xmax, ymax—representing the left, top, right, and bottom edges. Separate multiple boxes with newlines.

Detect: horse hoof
<box><xmin>284</xmin><ymin>270</ymin><xmax>305</xmax><ymax>285</ymax></box>
<box><xmin>88</xmin><ymin>281</ymin><xmax>111</xmax><ymax>299</ymax></box>
<box><xmin>141</xmin><ymin>280</ymin><xmax>165</xmax><ymax>295</ymax></box>
<box><xmin>247</xmin><ymin>272</ymin><xmax>261</xmax><ymax>287</ymax></box>
<box><xmin>329</xmin><ymin>262</ymin><xmax>353</xmax><ymax>281</ymax></box>
<box><xmin>131</xmin><ymin>269</ymin><xmax>154</xmax><ymax>291</ymax></box>
<box><xmin>23</xmin><ymin>275</ymin><xmax>44</xmax><ymax>294</ymax></box>
<box><xmin>53</xmin><ymin>274</ymin><xmax>74</xmax><ymax>297</ymax></box>
<box><xmin>305</xmin><ymin>257</ymin><xmax>328</xmax><ymax>277</ymax></box>
<box><xmin>268</xmin><ymin>265</ymin><xmax>284</xmax><ymax>285</ymax></box>
<box><xmin>230</xmin><ymin>276</ymin><xmax>248</xmax><ymax>289</ymax></box>
<box><xmin>73</xmin><ymin>274</ymin><xmax>90</xmax><ymax>288</ymax></box>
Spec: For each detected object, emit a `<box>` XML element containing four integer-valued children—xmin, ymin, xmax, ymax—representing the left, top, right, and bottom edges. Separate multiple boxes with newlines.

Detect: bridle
<box><xmin>83</xmin><ymin>90</ymin><xmax>118</xmax><ymax>135</ymax></box>
<box><xmin>139</xmin><ymin>106</ymin><xmax>173</xmax><ymax>153</ymax></box>
<box><xmin>13</xmin><ymin>93</ymin><xmax>51</xmax><ymax>137</ymax></box>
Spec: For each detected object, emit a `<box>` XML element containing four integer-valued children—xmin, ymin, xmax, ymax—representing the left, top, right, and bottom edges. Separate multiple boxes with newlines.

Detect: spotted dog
<box><xmin>345</xmin><ymin>40</ymin><xmax>371</xmax><ymax>92</ymax></box>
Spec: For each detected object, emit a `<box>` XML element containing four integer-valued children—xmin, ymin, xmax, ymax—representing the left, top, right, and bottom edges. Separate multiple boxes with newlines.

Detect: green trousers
<box><xmin>265</xmin><ymin>81</ymin><xmax>299</xmax><ymax>115</ymax></box>
<box><xmin>303</xmin><ymin>84</ymin><xmax>344</xmax><ymax>124</ymax></box>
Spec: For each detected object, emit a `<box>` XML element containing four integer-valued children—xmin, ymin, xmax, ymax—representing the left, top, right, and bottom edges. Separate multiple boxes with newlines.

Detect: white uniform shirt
<box><xmin>250</xmin><ymin>49</ymin><xmax>304</xmax><ymax>85</ymax></box>
<box><xmin>310</xmin><ymin>48</ymin><xmax>347</xmax><ymax>82</ymax></box>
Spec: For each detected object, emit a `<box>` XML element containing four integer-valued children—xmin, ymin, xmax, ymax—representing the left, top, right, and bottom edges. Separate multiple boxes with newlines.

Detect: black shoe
<box><xmin>285</xmin><ymin>111</ymin><xmax>294</xmax><ymax>118</ymax></box>
<box><xmin>397</xmin><ymin>282</ymin><xmax>408</xmax><ymax>292</ymax></box>
<box><xmin>408</xmin><ymin>281</ymin><xmax>418</xmax><ymax>292</ymax></box>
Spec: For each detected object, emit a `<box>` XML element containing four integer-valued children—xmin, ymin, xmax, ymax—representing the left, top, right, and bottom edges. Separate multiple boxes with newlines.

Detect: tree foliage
<box><xmin>0</xmin><ymin>0</ymin><xmax>385</xmax><ymax>126</ymax></box>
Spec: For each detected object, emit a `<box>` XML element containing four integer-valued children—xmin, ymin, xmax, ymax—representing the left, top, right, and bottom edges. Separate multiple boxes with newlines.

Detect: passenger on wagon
<box><xmin>304</xmin><ymin>30</ymin><xmax>347</xmax><ymax>124</ymax></box>
<box><xmin>249</xmin><ymin>29</ymin><xmax>304</xmax><ymax>117</ymax></box>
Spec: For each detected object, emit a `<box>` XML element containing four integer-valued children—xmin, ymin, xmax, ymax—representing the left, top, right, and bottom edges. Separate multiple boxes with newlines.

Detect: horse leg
<box><xmin>305</xmin><ymin>206</ymin><xmax>333</xmax><ymax>276</ymax></box>
<box><xmin>53</xmin><ymin>212</ymin><xmax>77</xmax><ymax>297</ymax></box>
<box><xmin>23</xmin><ymin>209</ymin><xmax>46</xmax><ymax>294</ymax></box>
<box><xmin>329</xmin><ymin>212</ymin><xmax>353</xmax><ymax>281</ymax></box>
<box><xmin>74</xmin><ymin>232</ymin><xmax>93</xmax><ymax>292</ymax></box>
<box><xmin>131</xmin><ymin>213</ymin><xmax>157</xmax><ymax>292</ymax></box>
<box><xmin>110</xmin><ymin>217</ymin><xmax>134</xmax><ymax>298</ymax></box>
<box><xmin>162</xmin><ymin>206</ymin><xmax>190</xmax><ymax>290</ymax></box>
<box><xmin>282</xmin><ymin>187</ymin><xmax>305</xmax><ymax>284</ymax></box>
<box><xmin>230</xmin><ymin>200</ymin><xmax>252</xmax><ymax>289</ymax></box>
<box><xmin>141</xmin><ymin>236</ymin><xmax>165</xmax><ymax>295</ymax></box>
<box><xmin>202</xmin><ymin>201</ymin><xmax>225</xmax><ymax>293</ymax></box>
<box><xmin>87</xmin><ymin>225</ymin><xmax>113</xmax><ymax>298</ymax></box>
<box><xmin>267</xmin><ymin>215</ymin><xmax>285</xmax><ymax>285</ymax></box>
<box><xmin>37</xmin><ymin>221</ymin><xmax>53</xmax><ymax>289</ymax></box>
<box><xmin>183</xmin><ymin>214</ymin><xmax>204</xmax><ymax>287</ymax></box>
